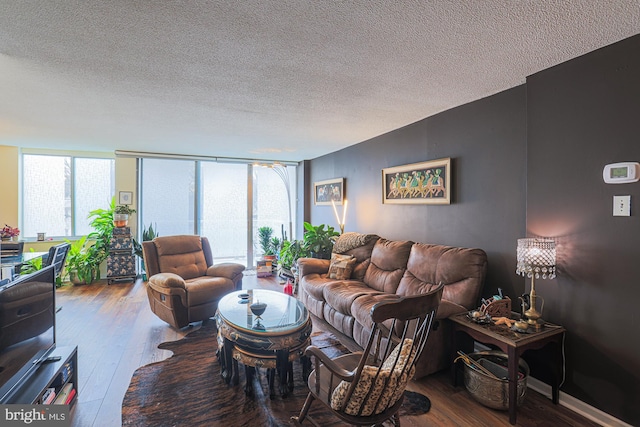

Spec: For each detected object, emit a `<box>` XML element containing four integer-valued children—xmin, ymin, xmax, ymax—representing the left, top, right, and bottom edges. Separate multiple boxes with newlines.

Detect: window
<box><xmin>22</xmin><ymin>154</ymin><xmax>115</xmax><ymax>238</ymax></box>
<box><xmin>140</xmin><ymin>158</ymin><xmax>296</xmax><ymax>267</ymax></box>
<box><xmin>140</xmin><ymin>159</ymin><xmax>195</xmax><ymax>236</ymax></box>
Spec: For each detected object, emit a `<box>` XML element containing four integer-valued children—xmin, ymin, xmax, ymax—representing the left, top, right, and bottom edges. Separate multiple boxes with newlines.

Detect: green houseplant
<box><xmin>133</xmin><ymin>223</ymin><xmax>159</xmax><ymax>280</ymax></box>
<box><xmin>277</xmin><ymin>222</ymin><xmax>339</xmax><ymax>274</ymax></box>
<box><xmin>19</xmin><ymin>249</ymin><xmax>43</xmax><ymax>275</ymax></box>
<box><xmin>64</xmin><ymin>236</ymin><xmax>99</xmax><ymax>284</ymax></box>
<box><xmin>64</xmin><ymin>198</ymin><xmax>116</xmax><ymax>285</ymax></box>
<box><xmin>301</xmin><ymin>222</ymin><xmax>340</xmax><ymax>259</ymax></box>
<box><xmin>278</xmin><ymin>239</ymin><xmax>308</xmax><ymax>272</ymax></box>
<box><xmin>113</xmin><ymin>205</ymin><xmax>136</xmax><ymax>228</ymax></box>
<box><xmin>258</xmin><ymin>226</ymin><xmax>275</xmax><ymax>257</ymax></box>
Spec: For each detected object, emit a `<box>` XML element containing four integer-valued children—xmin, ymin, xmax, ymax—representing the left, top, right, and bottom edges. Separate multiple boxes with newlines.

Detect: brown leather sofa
<box><xmin>298</xmin><ymin>233</ymin><xmax>487</xmax><ymax>378</ymax></box>
<box><xmin>142</xmin><ymin>235</ymin><xmax>245</xmax><ymax>329</ymax></box>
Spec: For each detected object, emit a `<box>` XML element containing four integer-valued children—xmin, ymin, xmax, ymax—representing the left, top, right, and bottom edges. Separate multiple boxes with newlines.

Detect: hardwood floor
<box><xmin>55</xmin><ymin>273</ymin><xmax>599</xmax><ymax>427</ymax></box>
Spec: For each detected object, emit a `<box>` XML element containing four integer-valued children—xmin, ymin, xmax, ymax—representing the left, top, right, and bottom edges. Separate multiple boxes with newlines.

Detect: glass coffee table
<box><xmin>216</xmin><ymin>289</ymin><xmax>312</xmax><ymax>397</ymax></box>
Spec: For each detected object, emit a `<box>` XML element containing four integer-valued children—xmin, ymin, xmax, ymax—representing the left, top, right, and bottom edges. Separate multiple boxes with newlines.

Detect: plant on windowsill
<box><xmin>113</xmin><ymin>205</ymin><xmax>136</xmax><ymax>228</ymax></box>
<box><xmin>1</xmin><ymin>224</ymin><xmax>20</xmax><ymax>241</ymax></box>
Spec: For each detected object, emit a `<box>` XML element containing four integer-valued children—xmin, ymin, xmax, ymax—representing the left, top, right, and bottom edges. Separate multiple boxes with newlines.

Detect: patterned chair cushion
<box><xmin>328</xmin><ymin>253</ymin><xmax>357</xmax><ymax>280</ymax></box>
<box><xmin>330</xmin><ymin>339</ymin><xmax>416</xmax><ymax>416</ymax></box>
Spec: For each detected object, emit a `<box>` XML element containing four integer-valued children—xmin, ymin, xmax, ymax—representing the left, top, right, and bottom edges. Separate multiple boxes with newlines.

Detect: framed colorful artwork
<box><xmin>382</xmin><ymin>158</ymin><xmax>451</xmax><ymax>204</ymax></box>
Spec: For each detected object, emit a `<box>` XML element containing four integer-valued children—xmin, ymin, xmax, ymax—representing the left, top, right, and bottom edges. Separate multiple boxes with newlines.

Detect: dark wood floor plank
<box><xmin>54</xmin><ymin>273</ymin><xmax>600</xmax><ymax>427</ymax></box>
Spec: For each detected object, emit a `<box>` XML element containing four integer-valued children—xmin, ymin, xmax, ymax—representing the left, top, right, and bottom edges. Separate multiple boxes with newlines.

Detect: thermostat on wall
<box><xmin>603</xmin><ymin>162</ymin><xmax>640</xmax><ymax>184</ymax></box>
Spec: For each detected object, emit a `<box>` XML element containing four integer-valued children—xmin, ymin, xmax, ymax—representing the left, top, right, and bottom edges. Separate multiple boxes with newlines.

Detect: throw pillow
<box><xmin>328</xmin><ymin>253</ymin><xmax>357</xmax><ymax>280</ymax></box>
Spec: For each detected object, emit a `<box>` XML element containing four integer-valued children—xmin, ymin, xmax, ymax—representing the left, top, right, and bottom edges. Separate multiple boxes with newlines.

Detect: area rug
<box><xmin>122</xmin><ymin>319</ymin><xmax>430</xmax><ymax>426</ymax></box>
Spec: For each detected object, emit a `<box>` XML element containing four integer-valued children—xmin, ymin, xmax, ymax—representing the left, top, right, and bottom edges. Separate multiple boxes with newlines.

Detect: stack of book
<box><xmin>257</xmin><ymin>260</ymin><xmax>272</xmax><ymax>277</ymax></box>
<box><xmin>42</xmin><ymin>387</ymin><xmax>56</xmax><ymax>404</ymax></box>
<box><xmin>54</xmin><ymin>383</ymin><xmax>76</xmax><ymax>405</ymax></box>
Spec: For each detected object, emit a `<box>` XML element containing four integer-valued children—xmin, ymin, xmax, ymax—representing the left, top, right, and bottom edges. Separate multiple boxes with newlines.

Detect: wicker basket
<box><xmin>461</xmin><ymin>351</ymin><xmax>529</xmax><ymax>410</ymax></box>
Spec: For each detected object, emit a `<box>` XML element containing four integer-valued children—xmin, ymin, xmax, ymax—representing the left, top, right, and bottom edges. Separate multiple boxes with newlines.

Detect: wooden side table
<box><xmin>449</xmin><ymin>313</ymin><xmax>565</xmax><ymax>425</ymax></box>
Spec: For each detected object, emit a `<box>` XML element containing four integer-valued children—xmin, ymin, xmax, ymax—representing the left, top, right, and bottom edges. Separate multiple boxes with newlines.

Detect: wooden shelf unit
<box><xmin>7</xmin><ymin>345</ymin><xmax>78</xmax><ymax>407</ymax></box>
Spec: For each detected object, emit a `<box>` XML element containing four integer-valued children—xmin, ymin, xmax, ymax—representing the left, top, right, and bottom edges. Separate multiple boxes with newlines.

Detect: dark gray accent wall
<box><xmin>309</xmin><ymin>85</ymin><xmax>527</xmax><ymax>308</ymax></box>
<box><xmin>308</xmin><ymin>34</ymin><xmax>640</xmax><ymax>425</ymax></box>
<box><xmin>527</xmin><ymin>34</ymin><xmax>640</xmax><ymax>425</ymax></box>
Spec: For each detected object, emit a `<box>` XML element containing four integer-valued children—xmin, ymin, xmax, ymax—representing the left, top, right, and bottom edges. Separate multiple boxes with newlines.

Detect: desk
<box><xmin>0</xmin><ymin>251</ymin><xmax>48</xmax><ymax>278</ymax></box>
<box><xmin>449</xmin><ymin>313</ymin><xmax>565</xmax><ymax>425</ymax></box>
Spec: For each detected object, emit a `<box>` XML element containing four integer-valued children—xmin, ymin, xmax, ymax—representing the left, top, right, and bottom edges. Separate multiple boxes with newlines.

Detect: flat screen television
<box><xmin>0</xmin><ymin>265</ymin><xmax>56</xmax><ymax>403</ymax></box>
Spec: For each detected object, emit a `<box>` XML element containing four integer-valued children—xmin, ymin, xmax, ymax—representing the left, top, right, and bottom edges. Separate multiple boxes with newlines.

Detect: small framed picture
<box><xmin>314</xmin><ymin>178</ymin><xmax>344</xmax><ymax>205</ymax></box>
<box><xmin>119</xmin><ymin>191</ymin><xmax>133</xmax><ymax>205</ymax></box>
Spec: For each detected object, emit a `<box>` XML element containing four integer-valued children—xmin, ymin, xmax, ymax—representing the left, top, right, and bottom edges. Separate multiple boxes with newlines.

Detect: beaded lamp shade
<box><xmin>516</xmin><ymin>238</ymin><xmax>556</xmax><ymax>280</ymax></box>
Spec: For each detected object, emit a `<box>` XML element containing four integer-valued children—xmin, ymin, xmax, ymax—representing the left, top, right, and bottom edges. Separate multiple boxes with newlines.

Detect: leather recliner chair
<box><xmin>142</xmin><ymin>235</ymin><xmax>245</xmax><ymax>329</ymax></box>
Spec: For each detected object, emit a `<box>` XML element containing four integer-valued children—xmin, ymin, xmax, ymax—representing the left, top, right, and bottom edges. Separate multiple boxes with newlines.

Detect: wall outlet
<box><xmin>613</xmin><ymin>195</ymin><xmax>631</xmax><ymax>216</ymax></box>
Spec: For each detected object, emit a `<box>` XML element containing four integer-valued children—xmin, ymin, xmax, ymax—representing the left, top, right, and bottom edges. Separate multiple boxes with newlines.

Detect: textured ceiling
<box><xmin>0</xmin><ymin>1</ymin><xmax>638</xmax><ymax>162</ymax></box>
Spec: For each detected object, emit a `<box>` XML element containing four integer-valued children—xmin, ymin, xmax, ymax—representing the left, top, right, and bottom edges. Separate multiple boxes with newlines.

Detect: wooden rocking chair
<box><xmin>292</xmin><ymin>283</ymin><xmax>444</xmax><ymax>426</ymax></box>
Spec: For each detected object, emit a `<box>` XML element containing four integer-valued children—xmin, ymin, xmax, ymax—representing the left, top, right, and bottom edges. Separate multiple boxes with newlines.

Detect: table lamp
<box><xmin>516</xmin><ymin>238</ymin><xmax>556</xmax><ymax>327</ymax></box>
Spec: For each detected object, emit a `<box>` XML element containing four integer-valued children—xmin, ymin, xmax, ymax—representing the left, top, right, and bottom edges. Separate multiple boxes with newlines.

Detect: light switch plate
<box><xmin>613</xmin><ymin>195</ymin><xmax>631</xmax><ymax>216</ymax></box>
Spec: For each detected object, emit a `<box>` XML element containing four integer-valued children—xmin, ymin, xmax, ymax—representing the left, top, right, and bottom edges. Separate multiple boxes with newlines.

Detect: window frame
<box><xmin>20</xmin><ymin>149</ymin><xmax>115</xmax><ymax>240</ymax></box>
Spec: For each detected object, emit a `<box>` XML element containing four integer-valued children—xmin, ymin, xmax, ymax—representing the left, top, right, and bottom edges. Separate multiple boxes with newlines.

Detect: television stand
<box><xmin>7</xmin><ymin>346</ymin><xmax>78</xmax><ymax>407</ymax></box>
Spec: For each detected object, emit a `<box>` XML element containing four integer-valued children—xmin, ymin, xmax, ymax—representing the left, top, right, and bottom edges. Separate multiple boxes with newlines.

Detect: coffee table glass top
<box><xmin>217</xmin><ymin>289</ymin><xmax>309</xmax><ymax>334</ymax></box>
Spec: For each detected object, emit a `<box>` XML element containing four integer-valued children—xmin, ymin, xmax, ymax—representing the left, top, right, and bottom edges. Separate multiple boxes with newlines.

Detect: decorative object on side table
<box><xmin>1</xmin><ymin>224</ymin><xmax>19</xmax><ymax>241</ymax></box>
<box><xmin>516</xmin><ymin>238</ymin><xmax>556</xmax><ymax>330</ymax></box>
<box><xmin>113</xmin><ymin>205</ymin><xmax>136</xmax><ymax>228</ymax></box>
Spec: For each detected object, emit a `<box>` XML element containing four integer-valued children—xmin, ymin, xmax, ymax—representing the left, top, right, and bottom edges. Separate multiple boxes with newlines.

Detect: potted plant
<box><xmin>133</xmin><ymin>223</ymin><xmax>159</xmax><ymax>280</ymax></box>
<box><xmin>113</xmin><ymin>205</ymin><xmax>136</xmax><ymax>228</ymax></box>
<box><xmin>258</xmin><ymin>226</ymin><xmax>276</xmax><ymax>261</ymax></box>
<box><xmin>278</xmin><ymin>239</ymin><xmax>308</xmax><ymax>276</ymax></box>
<box><xmin>269</xmin><ymin>236</ymin><xmax>282</xmax><ymax>258</ymax></box>
<box><xmin>1</xmin><ymin>224</ymin><xmax>20</xmax><ymax>241</ymax></box>
<box><xmin>19</xmin><ymin>249</ymin><xmax>43</xmax><ymax>275</ymax></box>
<box><xmin>64</xmin><ymin>236</ymin><xmax>99</xmax><ymax>285</ymax></box>
<box><xmin>301</xmin><ymin>222</ymin><xmax>340</xmax><ymax>259</ymax></box>
<box><xmin>64</xmin><ymin>198</ymin><xmax>116</xmax><ymax>285</ymax></box>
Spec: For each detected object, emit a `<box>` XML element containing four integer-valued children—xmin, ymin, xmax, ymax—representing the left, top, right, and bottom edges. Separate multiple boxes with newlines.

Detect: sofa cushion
<box><xmin>328</xmin><ymin>253</ymin><xmax>357</xmax><ymax>280</ymax></box>
<box><xmin>351</xmin><ymin>293</ymin><xmax>402</xmax><ymax>332</ymax></box>
<box><xmin>301</xmin><ymin>274</ymin><xmax>336</xmax><ymax>301</ymax></box>
<box><xmin>363</xmin><ymin>239</ymin><xmax>413</xmax><ymax>293</ymax></box>
<box><xmin>184</xmin><ymin>276</ymin><xmax>235</xmax><ymax>306</ymax></box>
<box><xmin>323</xmin><ymin>281</ymin><xmax>380</xmax><ymax>315</ymax></box>
<box><xmin>397</xmin><ymin>243</ymin><xmax>487</xmax><ymax>309</ymax></box>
